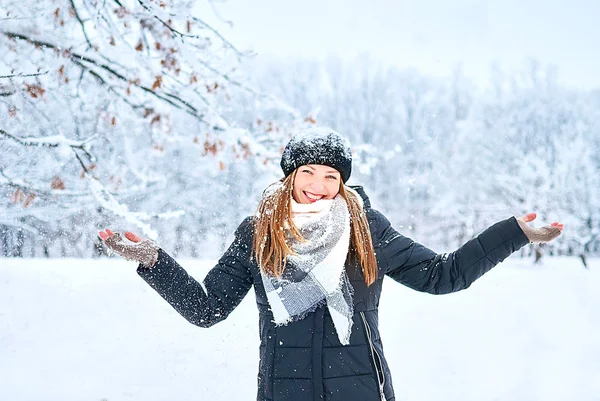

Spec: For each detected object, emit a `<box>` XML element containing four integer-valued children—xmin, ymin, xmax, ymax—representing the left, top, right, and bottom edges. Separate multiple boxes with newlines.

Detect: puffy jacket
<box><xmin>137</xmin><ymin>186</ymin><xmax>530</xmax><ymax>401</ymax></box>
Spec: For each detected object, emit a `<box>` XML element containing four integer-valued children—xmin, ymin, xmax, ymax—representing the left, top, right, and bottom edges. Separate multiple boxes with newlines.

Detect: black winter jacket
<box><xmin>137</xmin><ymin>186</ymin><xmax>530</xmax><ymax>401</ymax></box>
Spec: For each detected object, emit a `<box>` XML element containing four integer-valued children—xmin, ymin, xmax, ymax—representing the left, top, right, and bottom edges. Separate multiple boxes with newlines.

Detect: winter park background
<box><xmin>1</xmin><ymin>0</ymin><xmax>599</xmax><ymax>400</ymax></box>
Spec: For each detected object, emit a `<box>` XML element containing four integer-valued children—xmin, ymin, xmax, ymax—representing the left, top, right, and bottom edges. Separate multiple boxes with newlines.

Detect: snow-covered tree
<box><xmin>0</xmin><ymin>0</ymin><xmax>301</xmax><ymax>257</ymax></box>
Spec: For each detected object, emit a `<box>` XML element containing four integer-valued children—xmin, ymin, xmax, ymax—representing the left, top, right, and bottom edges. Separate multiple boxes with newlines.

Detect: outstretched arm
<box><xmin>100</xmin><ymin>218</ymin><xmax>254</xmax><ymax>327</ymax></box>
<box><xmin>371</xmin><ymin>211</ymin><xmax>562</xmax><ymax>294</ymax></box>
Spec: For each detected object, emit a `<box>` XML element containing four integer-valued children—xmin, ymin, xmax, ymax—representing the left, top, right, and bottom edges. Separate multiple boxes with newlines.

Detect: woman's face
<box><xmin>292</xmin><ymin>164</ymin><xmax>341</xmax><ymax>204</ymax></box>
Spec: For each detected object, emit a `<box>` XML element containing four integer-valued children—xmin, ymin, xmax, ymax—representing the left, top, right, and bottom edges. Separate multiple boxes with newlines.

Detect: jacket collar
<box><xmin>348</xmin><ymin>185</ymin><xmax>371</xmax><ymax>209</ymax></box>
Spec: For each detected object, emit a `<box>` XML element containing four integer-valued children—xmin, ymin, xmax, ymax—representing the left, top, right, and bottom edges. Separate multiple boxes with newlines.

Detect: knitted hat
<box><xmin>280</xmin><ymin>127</ymin><xmax>352</xmax><ymax>183</ymax></box>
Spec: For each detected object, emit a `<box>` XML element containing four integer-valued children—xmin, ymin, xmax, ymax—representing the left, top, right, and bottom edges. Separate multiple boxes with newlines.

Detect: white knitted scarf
<box><xmin>260</xmin><ymin>193</ymin><xmax>354</xmax><ymax>345</ymax></box>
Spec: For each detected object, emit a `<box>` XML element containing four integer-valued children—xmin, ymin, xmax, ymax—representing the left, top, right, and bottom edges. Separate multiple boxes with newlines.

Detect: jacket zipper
<box><xmin>360</xmin><ymin>311</ymin><xmax>386</xmax><ymax>401</ymax></box>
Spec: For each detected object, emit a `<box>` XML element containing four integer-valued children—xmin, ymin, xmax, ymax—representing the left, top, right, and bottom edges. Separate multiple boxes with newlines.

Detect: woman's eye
<box><xmin>327</xmin><ymin>175</ymin><xmax>338</xmax><ymax>180</ymax></box>
<box><xmin>302</xmin><ymin>169</ymin><xmax>312</xmax><ymax>174</ymax></box>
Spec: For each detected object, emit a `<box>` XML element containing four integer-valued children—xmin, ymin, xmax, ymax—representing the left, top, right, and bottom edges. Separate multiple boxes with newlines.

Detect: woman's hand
<box><xmin>98</xmin><ymin>228</ymin><xmax>159</xmax><ymax>267</ymax></box>
<box><xmin>516</xmin><ymin>212</ymin><xmax>564</xmax><ymax>244</ymax></box>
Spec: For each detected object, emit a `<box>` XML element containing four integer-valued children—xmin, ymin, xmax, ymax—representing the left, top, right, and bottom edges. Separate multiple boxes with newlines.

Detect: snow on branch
<box><xmin>88</xmin><ymin>178</ymin><xmax>184</xmax><ymax>240</ymax></box>
<box><xmin>0</xmin><ymin>169</ymin><xmax>90</xmax><ymax>198</ymax></box>
<box><xmin>67</xmin><ymin>0</ymin><xmax>93</xmax><ymax>50</ymax></box>
<box><xmin>135</xmin><ymin>0</ymin><xmax>208</xmax><ymax>41</ymax></box>
<box><xmin>0</xmin><ymin>129</ymin><xmax>96</xmax><ymax>150</ymax></box>
<box><xmin>2</xmin><ymin>31</ymin><xmax>217</xmax><ymax>127</ymax></box>
<box><xmin>0</xmin><ymin>70</ymin><xmax>49</xmax><ymax>79</ymax></box>
<box><xmin>0</xmin><ymin>0</ymin><xmax>304</xmax><ymax>256</ymax></box>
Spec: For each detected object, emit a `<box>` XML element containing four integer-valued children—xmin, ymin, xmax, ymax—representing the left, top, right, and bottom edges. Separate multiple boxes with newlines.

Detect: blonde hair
<box><xmin>252</xmin><ymin>170</ymin><xmax>378</xmax><ymax>286</ymax></box>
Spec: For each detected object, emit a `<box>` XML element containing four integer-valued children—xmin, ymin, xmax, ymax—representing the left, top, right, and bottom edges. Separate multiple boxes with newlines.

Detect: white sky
<box><xmin>205</xmin><ymin>0</ymin><xmax>600</xmax><ymax>90</ymax></box>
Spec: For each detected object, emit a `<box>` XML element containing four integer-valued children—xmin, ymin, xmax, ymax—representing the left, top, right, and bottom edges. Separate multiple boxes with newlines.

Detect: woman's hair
<box><xmin>251</xmin><ymin>170</ymin><xmax>378</xmax><ymax>286</ymax></box>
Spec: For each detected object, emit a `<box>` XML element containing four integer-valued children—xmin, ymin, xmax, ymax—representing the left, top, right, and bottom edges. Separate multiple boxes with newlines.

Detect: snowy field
<box><xmin>1</xmin><ymin>255</ymin><xmax>599</xmax><ymax>401</ymax></box>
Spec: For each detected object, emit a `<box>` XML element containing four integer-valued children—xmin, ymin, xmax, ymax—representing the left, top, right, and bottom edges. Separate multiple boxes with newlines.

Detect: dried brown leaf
<box><xmin>152</xmin><ymin>76</ymin><xmax>162</xmax><ymax>91</ymax></box>
<box><xmin>51</xmin><ymin>176</ymin><xmax>65</xmax><ymax>190</ymax></box>
<box><xmin>114</xmin><ymin>7</ymin><xmax>129</xmax><ymax>18</ymax></box>
<box><xmin>11</xmin><ymin>189</ymin><xmax>23</xmax><ymax>204</ymax></box>
<box><xmin>23</xmin><ymin>194</ymin><xmax>36</xmax><ymax>208</ymax></box>
<box><xmin>25</xmin><ymin>84</ymin><xmax>46</xmax><ymax>99</ymax></box>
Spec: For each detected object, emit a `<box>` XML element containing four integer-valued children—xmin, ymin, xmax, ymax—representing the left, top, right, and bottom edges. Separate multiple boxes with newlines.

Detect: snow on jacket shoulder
<box><xmin>137</xmin><ymin>186</ymin><xmax>530</xmax><ymax>401</ymax></box>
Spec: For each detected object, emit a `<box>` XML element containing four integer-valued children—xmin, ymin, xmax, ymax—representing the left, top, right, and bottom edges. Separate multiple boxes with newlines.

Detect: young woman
<box><xmin>99</xmin><ymin>128</ymin><xmax>563</xmax><ymax>401</ymax></box>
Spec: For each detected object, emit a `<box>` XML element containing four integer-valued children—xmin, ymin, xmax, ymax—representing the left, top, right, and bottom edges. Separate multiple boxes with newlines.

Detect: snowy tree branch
<box><xmin>0</xmin><ymin>128</ymin><xmax>96</xmax><ymax>150</ymax></box>
<box><xmin>0</xmin><ymin>0</ymin><xmax>303</xmax><ymax>257</ymax></box>
<box><xmin>2</xmin><ymin>31</ymin><xmax>221</xmax><ymax>128</ymax></box>
<box><xmin>135</xmin><ymin>0</ymin><xmax>198</xmax><ymax>40</ymax></box>
<box><xmin>70</xmin><ymin>58</ymin><xmax>146</xmax><ymax>112</ymax></box>
<box><xmin>68</xmin><ymin>0</ymin><xmax>94</xmax><ymax>50</ymax></box>
<box><xmin>130</xmin><ymin>0</ymin><xmax>242</xmax><ymax>60</ymax></box>
<box><xmin>0</xmin><ymin>169</ymin><xmax>89</xmax><ymax>197</ymax></box>
<box><xmin>0</xmin><ymin>70</ymin><xmax>49</xmax><ymax>79</ymax></box>
<box><xmin>190</xmin><ymin>15</ymin><xmax>241</xmax><ymax>56</ymax></box>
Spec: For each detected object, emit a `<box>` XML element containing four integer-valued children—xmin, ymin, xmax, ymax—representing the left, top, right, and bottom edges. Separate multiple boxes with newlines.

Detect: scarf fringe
<box><xmin>272</xmin><ymin>298</ymin><xmax>328</xmax><ymax>327</ymax></box>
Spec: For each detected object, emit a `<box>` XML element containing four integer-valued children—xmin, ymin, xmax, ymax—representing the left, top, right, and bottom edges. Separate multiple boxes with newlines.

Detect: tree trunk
<box><xmin>0</xmin><ymin>226</ymin><xmax>8</xmax><ymax>257</ymax></box>
<box><xmin>534</xmin><ymin>245</ymin><xmax>543</xmax><ymax>264</ymax></box>
<box><xmin>14</xmin><ymin>229</ymin><xmax>24</xmax><ymax>257</ymax></box>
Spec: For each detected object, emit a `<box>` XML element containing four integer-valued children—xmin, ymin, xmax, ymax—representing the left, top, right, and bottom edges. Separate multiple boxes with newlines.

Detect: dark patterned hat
<box><xmin>280</xmin><ymin>127</ymin><xmax>352</xmax><ymax>183</ymax></box>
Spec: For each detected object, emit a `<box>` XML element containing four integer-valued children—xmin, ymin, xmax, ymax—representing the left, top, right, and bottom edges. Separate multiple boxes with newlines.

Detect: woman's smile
<box><xmin>303</xmin><ymin>191</ymin><xmax>325</xmax><ymax>202</ymax></box>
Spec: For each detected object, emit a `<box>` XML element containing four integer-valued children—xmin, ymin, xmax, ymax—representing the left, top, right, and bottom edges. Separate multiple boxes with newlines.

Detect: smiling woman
<box><xmin>99</xmin><ymin>127</ymin><xmax>563</xmax><ymax>401</ymax></box>
<box><xmin>293</xmin><ymin>165</ymin><xmax>341</xmax><ymax>203</ymax></box>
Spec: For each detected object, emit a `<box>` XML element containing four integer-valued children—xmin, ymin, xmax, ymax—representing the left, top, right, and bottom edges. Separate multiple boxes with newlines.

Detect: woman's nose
<box><xmin>310</xmin><ymin>181</ymin><xmax>325</xmax><ymax>191</ymax></box>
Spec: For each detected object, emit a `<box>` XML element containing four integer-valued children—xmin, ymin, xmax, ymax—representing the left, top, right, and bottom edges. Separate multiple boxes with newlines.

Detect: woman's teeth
<box><xmin>305</xmin><ymin>192</ymin><xmax>324</xmax><ymax>201</ymax></box>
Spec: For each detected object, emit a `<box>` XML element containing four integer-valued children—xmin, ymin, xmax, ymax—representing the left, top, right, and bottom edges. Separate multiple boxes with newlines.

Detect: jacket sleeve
<box><xmin>371</xmin><ymin>210</ymin><xmax>530</xmax><ymax>294</ymax></box>
<box><xmin>136</xmin><ymin>217</ymin><xmax>254</xmax><ymax>327</ymax></box>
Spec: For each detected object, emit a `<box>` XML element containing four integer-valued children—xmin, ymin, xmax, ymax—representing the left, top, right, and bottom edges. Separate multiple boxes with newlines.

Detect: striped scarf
<box><xmin>260</xmin><ymin>194</ymin><xmax>354</xmax><ymax>345</ymax></box>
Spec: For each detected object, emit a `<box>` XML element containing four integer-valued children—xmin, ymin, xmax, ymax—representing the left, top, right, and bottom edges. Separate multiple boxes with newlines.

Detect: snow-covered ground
<box><xmin>1</xmin><ymin>255</ymin><xmax>598</xmax><ymax>401</ymax></box>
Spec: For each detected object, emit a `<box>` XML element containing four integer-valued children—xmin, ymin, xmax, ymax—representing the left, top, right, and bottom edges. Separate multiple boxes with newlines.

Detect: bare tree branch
<box><xmin>68</xmin><ymin>0</ymin><xmax>94</xmax><ymax>50</ymax></box>
<box><xmin>73</xmin><ymin>151</ymin><xmax>91</xmax><ymax>175</ymax></box>
<box><xmin>135</xmin><ymin>0</ymin><xmax>212</xmax><ymax>42</ymax></box>
<box><xmin>207</xmin><ymin>0</ymin><xmax>234</xmax><ymax>27</ymax></box>
<box><xmin>0</xmin><ymin>15</ymin><xmax>40</xmax><ymax>21</ymax></box>
<box><xmin>71</xmin><ymin>58</ymin><xmax>147</xmax><ymax>114</ymax></box>
<box><xmin>190</xmin><ymin>16</ymin><xmax>242</xmax><ymax>57</ymax></box>
<box><xmin>134</xmin><ymin>0</ymin><xmax>243</xmax><ymax>57</ymax></box>
<box><xmin>0</xmin><ymin>70</ymin><xmax>49</xmax><ymax>79</ymax></box>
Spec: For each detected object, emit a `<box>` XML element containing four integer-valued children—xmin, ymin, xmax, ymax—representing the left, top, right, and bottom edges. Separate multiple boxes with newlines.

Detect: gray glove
<box><xmin>102</xmin><ymin>232</ymin><xmax>159</xmax><ymax>268</ymax></box>
<box><xmin>516</xmin><ymin>213</ymin><xmax>563</xmax><ymax>244</ymax></box>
